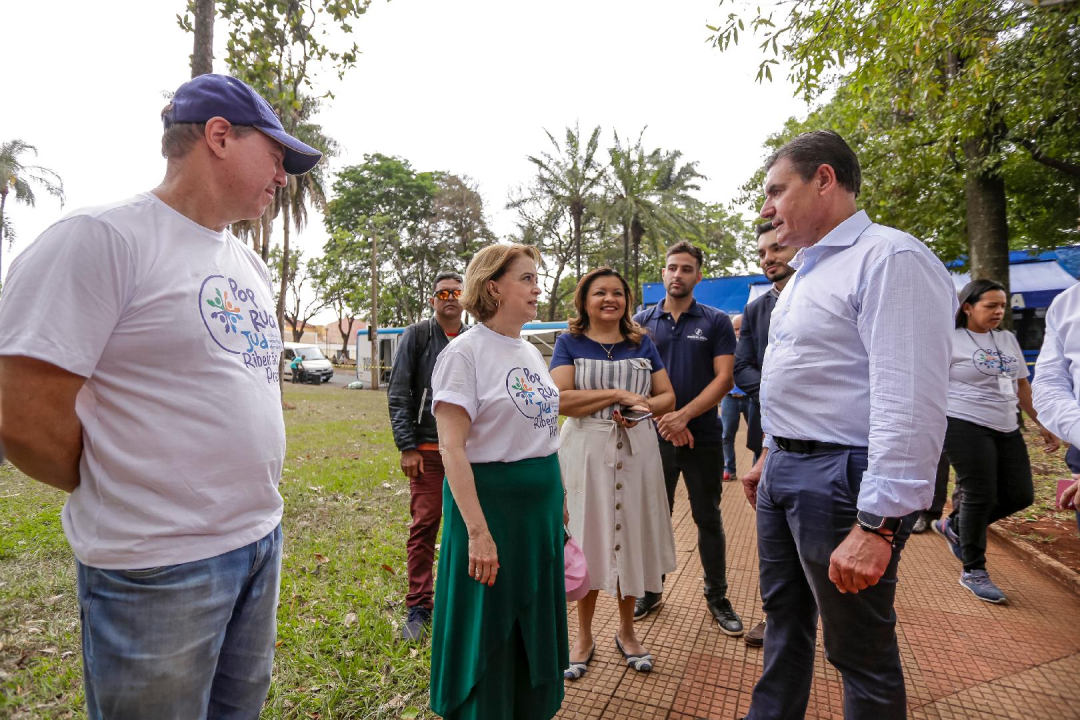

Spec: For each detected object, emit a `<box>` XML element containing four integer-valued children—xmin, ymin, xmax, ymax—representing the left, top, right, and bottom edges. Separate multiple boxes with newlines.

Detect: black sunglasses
<box><xmin>434</xmin><ymin>289</ymin><xmax>462</xmax><ymax>300</ymax></box>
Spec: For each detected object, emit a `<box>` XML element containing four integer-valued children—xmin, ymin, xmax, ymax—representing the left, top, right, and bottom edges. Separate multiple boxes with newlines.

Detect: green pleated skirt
<box><xmin>429</xmin><ymin>453</ymin><xmax>568</xmax><ymax>720</ymax></box>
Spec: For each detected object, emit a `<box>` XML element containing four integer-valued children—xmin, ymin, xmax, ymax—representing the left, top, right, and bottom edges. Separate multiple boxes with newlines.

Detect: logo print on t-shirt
<box><xmin>688</xmin><ymin>328</ymin><xmax>708</xmax><ymax>341</ymax></box>
<box><xmin>972</xmin><ymin>347</ymin><xmax>1017</xmax><ymax>376</ymax></box>
<box><xmin>199</xmin><ymin>275</ymin><xmax>283</xmax><ymax>384</ymax></box>
<box><xmin>506</xmin><ymin>366</ymin><xmax>560</xmax><ymax>437</ymax></box>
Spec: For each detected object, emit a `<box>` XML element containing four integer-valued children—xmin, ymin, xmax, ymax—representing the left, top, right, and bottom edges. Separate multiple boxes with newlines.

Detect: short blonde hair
<box><xmin>463</xmin><ymin>243</ymin><xmax>542</xmax><ymax>322</ymax></box>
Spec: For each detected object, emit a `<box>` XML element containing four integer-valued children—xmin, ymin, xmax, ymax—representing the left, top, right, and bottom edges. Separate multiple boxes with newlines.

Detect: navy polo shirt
<box><xmin>634</xmin><ymin>299</ymin><xmax>736</xmax><ymax>443</ymax></box>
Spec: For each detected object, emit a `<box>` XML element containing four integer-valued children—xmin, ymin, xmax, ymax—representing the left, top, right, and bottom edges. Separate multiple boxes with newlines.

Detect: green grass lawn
<box><xmin>0</xmin><ymin>387</ymin><xmax>437</xmax><ymax>719</ymax></box>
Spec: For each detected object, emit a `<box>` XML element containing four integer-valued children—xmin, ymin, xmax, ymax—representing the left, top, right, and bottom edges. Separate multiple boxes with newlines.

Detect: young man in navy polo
<box><xmin>632</xmin><ymin>241</ymin><xmax>744</xmax><ymax>636</ymax></box>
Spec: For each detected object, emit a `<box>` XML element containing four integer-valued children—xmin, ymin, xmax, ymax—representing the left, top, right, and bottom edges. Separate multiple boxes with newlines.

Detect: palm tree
<box><xmin>0</xmin><ymin>140</ymin><xmax>65</xmax><ymax>282</ymax></box>
<box><xmin>517</xmin><ymin>124</ymin><xmax>606</xmax><ymax>281</ymax></box>
<box><xmin>605</xmin><ymin>131</ymin><xmax>704</xmax><ymax>301</ymax></box>
<box><xmin>274</xmin><ymin>98</ymin><xmax>339</xmax><ymax>333</ymax></box>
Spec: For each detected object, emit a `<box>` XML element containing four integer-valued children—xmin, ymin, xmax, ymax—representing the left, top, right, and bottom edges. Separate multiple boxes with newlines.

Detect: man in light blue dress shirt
<box><xmin>1033</xmin><ymin>283</ymin><xmax>1080</xmax><ymax>529</ymax></box>
<box><xmin>742</xmin><ymin>131</ymin><xmax>956</xmax><ymax>720</ymax></box>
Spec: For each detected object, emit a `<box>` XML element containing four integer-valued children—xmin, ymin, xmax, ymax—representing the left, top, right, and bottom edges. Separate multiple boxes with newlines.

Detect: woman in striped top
<box><xmin>550</xmin><ymin>267</ymin><xmax>677</xmax><ymax>679</ymax></box>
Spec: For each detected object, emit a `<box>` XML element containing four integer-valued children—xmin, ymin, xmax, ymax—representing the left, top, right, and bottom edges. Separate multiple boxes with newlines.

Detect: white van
<box><xmin>283</xmin><ymin>342</ymin><xmax>334</xmax><ymax>383</ymax></box>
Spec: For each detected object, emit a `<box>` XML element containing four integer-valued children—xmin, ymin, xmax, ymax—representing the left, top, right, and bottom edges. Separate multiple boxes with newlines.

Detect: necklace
<box><xmin>598</xmin><ymin>342</ymin><xmax>617</xmax><ymax>360</ymax></box>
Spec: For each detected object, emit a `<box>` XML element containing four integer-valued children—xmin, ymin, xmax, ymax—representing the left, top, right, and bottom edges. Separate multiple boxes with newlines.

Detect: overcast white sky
<box><xmin>3</xmin><ymin>0</ymin><xmax>808</xmax><ymax>318</ymax></box>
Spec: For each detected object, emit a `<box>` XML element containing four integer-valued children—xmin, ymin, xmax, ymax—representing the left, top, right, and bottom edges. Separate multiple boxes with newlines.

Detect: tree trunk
<box><xmin>190</xmin><ymin>0</ymin><xmax>215</xmax><ymax>77</ymax></box>
<box><xmin>631</xmin><ymin>217</ymin><xmax>645</xmax><ymax>305</ymax></box>
<box><xmin>547</xmin><ymin>261</ymin><xmax>564</xmax><ymax>321</ymax></box>
<box><xmin>963</xmin><ymin>134</ymin><xmax>1011</xmax><ymax>324</ymax></box>
<box><xmin>277</xmin><ymin>192</ymin><xmax>291</xmax><ymax>397</ymax></box>
<box><xmin>572</xmin><ymin>208</ymin><xmax>583</xmax><ymax>282</ymax></box>
<box><xmin>261</xmin><ymin>208</ymin><xmax>272</xmax><ymax>263</ymax></box>
<box><xmin>277</xmin><ymin>203</ymin><xmax>291</xmax><ymax>332</ymax></box>
<box><xmin>338</xmin><ymin>316</ymin><xmax>355</xmax><ymax>359</ymax></box>
<box><xmin>0</xmin><ymin>190</ymin><xmax>7</xmax><ymax>288</ymax></box>
<box><xmin>622</xmin><ymin>222</ymin><xmax>630</xmax><ymax>279</ymax></box>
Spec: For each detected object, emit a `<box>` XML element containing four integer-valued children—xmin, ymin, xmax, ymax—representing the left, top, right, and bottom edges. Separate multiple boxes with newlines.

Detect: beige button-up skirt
<box><xmin>560</xmin><ymin>417</ymin><xmax>677</xmax><ymax>599</ymax></box>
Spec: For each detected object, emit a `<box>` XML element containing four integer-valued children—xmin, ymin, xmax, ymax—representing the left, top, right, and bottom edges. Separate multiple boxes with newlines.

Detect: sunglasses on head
<box><xmin>434</xmin><ymin>289</ymin><xmax>462</xmax><ymax>300</ymax></box>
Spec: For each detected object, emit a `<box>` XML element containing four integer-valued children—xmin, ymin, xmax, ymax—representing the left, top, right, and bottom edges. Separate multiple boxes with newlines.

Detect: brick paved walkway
<box><xmin>556</xmin><ymin>430</ymin><xmax>1080</xmax><ymax>719</ymax></box>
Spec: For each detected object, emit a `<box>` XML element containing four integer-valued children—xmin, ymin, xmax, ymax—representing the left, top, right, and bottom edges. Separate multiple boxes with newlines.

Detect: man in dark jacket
<box><xmin>387</xmin><ymin>271</ymin><xmax>468</xmax><ymax>640</ymax></box>
<box><xmin>733</xmin><ymin>222</ymin><xmax>796</xmax><ymax>647</ymax></box>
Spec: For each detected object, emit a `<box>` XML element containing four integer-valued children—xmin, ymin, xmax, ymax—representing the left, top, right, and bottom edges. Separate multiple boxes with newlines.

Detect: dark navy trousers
<box><xmin>747</xmin><ymin>447</ymin><xmax>914</xmax><ymax>720</ymax></box>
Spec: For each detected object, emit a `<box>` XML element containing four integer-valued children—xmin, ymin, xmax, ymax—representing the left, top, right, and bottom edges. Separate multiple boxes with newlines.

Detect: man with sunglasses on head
<box><xmin>388</xmin><ymin>271</ymin><xmax>469</xmax><ymax>640</ymax></box>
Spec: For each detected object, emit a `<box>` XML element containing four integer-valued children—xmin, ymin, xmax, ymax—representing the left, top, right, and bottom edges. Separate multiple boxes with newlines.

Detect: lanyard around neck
<box><xmin>964</xmin><ymin>328</ymin><xmax>1006</xmax><ymax>374</ymax></box>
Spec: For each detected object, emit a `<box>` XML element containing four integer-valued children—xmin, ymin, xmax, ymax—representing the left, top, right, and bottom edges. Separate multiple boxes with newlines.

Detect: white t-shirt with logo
<box><xmin>946</xmin><ymin>327</ymin><xmax>1029</xmax><ymax>433</ymax></box>
<box><xmin>431</xmin><ymin>323</ymin><xmax>560</xmax><ymax>463</ymax></box>
<box><xmin>0</xmin><ymin>193</ymin><xmax>285</xmax><ymax>569</ymax></box>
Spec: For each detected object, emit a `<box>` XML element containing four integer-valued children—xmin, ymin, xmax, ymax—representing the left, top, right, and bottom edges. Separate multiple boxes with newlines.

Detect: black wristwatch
<box><xmin>856</xmin><ymin>511</ymin><xmax>902</xmax><ymax>546</ymax></box>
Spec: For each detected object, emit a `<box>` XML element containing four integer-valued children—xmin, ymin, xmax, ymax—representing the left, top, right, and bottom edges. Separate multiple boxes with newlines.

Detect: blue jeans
<box><xmin>748</xmin><ymin>449</ymin><xmax>913</xmax><ymax>720</ymax></box>
<box><xmin>720</xmin><ymin>394</ymin><xmax>751</xmax><ymax>473</ymax></box>
<box><xmin>77</xmin><ymin>525</ymin><xmax>282</xmax><ymax>720</ymax></box>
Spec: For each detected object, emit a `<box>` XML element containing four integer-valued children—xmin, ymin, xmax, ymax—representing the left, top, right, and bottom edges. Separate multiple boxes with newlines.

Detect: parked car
<box><xmin>283</xmin><ymin>343</ymin><xmax>334</xmax><ymax>384</ymax></box>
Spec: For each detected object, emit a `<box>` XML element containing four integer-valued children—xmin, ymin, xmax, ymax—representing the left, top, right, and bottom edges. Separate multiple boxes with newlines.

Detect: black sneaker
<box><xmin>708</xmin><ymin>598</ymin><xmax>744</xmax><ymax>637</ymax></box>
<box><xmin>633</xmin><ymin>591</ymin><xmax>664</xmax><ymax>621</ymax></box>
<box><xmin>401</xmin><ymin>605</ymin><xmax>431</xmax><ymax>641</ymax></box>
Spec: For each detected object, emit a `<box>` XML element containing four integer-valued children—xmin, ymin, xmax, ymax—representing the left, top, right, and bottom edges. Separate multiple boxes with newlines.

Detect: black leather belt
<box><xmin>773</xmin><ymin>436</ymin><xmax>866</xmax><ymax>454</ymax></box>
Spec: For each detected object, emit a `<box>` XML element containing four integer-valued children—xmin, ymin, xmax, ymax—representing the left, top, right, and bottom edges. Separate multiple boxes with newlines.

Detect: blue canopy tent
<box><xmin>641</xmin><ymin>273</ymin><xmax>769</xmax><ymax>315</ymax></box>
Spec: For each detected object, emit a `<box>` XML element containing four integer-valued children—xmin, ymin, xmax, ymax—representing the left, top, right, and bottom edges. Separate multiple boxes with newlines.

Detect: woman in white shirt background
<box><xmin>934</xmin><ymin>279</ymin><xmax>1059</xmax><ymax>605</ymax></box>
<box><xmin>427</xmin><ymin>244</ymin><xmax>568</xmax><ymax>720</ymax></box>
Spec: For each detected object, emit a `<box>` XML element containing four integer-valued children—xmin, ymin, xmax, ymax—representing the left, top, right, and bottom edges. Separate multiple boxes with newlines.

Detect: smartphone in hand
<box><xmin>620</xmin><ymin>410</ymin><xmax>654</xmax><ymax>423</ymax></box>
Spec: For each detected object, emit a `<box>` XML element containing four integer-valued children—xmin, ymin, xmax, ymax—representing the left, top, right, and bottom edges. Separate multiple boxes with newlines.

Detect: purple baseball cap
<box><xmin>164</xmin><ymin>74</ymin><xmax>322</xmax><ymax>175</ymax></box>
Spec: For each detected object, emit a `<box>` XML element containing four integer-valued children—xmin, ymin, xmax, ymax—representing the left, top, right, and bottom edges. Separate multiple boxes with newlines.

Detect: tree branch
<box><xmin>1016</xmin><ymin>138</ymin><xmax>1080</xmax><ymax>180</ymax></box>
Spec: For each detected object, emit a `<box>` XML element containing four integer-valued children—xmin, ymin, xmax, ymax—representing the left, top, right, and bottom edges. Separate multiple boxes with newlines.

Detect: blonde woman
<box><xmin>551</xmin><ymin>267</ymin><xmax>677</xmax><ymax>679</ymax></box>
<box><xmin>429</xmin><ymin>244</ymin><xmax>567</xmax><ymax>720</ymax></box>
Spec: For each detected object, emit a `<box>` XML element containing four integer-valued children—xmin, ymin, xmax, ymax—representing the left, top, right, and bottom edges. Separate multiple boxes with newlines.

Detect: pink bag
<box><xmin>564</xmin><ymin>533</ymin><xmax>591</xmax><ymax>601</ymax></box>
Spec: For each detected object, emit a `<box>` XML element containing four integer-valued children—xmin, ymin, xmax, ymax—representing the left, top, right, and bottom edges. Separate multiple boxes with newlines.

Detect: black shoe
<box><xmin>633</xmin><ymin>591</ymin><xmax>664</xmax><ymax>621</ymax></box>
<box><xmin>401</xmin><ymin>605</ymin><xmax>431</xmax><ymax>641</ymax></box>
<box><xmin>708</xmin><ymin>598</ymin><xmax>744</xmax><ymax>637</ymax></box>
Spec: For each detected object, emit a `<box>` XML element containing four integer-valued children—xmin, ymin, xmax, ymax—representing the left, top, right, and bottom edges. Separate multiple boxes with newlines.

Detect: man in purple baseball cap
<box><xmin>0</xmin><ymin>74</ymin><xmax>320</xmax><ymax>718</ymax></box>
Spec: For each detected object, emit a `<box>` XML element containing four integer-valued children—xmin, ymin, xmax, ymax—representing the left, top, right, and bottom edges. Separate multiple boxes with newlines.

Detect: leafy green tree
<box><xmin>517</xmin><ymin>124</ymin><xmax>606</xmax><ymax>282</ymax></box>
<box><xmin>693</xmin><ymin>204</ymin><xmax>759</xmax><ymax>278</ymax></box>
<box><xmin>604</xmin><ymin>130</ymin><xmax>704</xmax><ymax>300</ymax></box>
<box><xmin>311</xmin><ymin>231</ymin><xmax>369</xmax><ymax>357</ymax></box>
<box><xmin>275</xmin><ymin>248</ymin><xmax>326</xmax><ymax>342</ymax></box>
<box><xmin>709</xmin><ymin>0</ymin><xmax>1080</xmax><ymax>290</ymax></box>
<box><xmin>0</xmin><ymin>140</ymin><xmax>65</xmax><ymax>284</ymax></box>
<box><xmin>324</xmin><ymin>154</ymin><xmax>439</xmax><ymax>326</ymax></box>
<box><xmin>199</xmin><ymin>0</ymin><xmax>369</xmax><ymax>335</ymax></box>
<box><xmin>431</xmin><ymin>174</ymin><xmax>496</xmax><ymax>269</ymax></box>
<box><xmin>508</xmin><ymin>186</ymin><xmax>581</xmax><ymax>320</ymax></box>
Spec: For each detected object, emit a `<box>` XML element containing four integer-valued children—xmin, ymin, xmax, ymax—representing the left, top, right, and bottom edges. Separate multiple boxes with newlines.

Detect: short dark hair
<box><xmin>755</xmin><ymin>222</ymin><xmax>775</xmax><ymax>238</ymax></box>
<box><xmin>665</xmin><ymin>240</ymin><xmax>704</xmax><ymax>269</ymax></box>
<box><xmin>956</xmin><ymin>278</ymin><xmax>1007</xmax><ymax>329</ymax></box>
<box><xmin>766</xmin><ymin>130</ymin><xmax>861</xmax><ymax>197</ymax></box>
<box><xmin>432</xmin><ymin>271</ymin><xmax>463</xmax><ymax>292</ymax></box>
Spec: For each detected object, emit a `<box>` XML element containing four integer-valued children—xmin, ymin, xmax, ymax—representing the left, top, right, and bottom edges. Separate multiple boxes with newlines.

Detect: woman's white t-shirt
<box><xmin>431</xmin><ymin>323</ymin><xmax>561</xmax><ymax>463</ymax></box>
<box><xmin>946</xmin><ymin>327</ymin><xmax>1029</xmax><ymax>433</ymax></box>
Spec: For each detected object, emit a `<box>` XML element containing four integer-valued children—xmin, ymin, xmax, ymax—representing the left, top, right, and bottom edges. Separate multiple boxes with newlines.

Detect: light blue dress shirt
<box><xmin>1033</xmin><ymin>283</ymin><xmax>1080</xmax><ymax>447</ymax></box>
<box><xmin>760</xmin><ymin>210</ymin><xmax>957</xmax><ymax>517</ymax></box>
